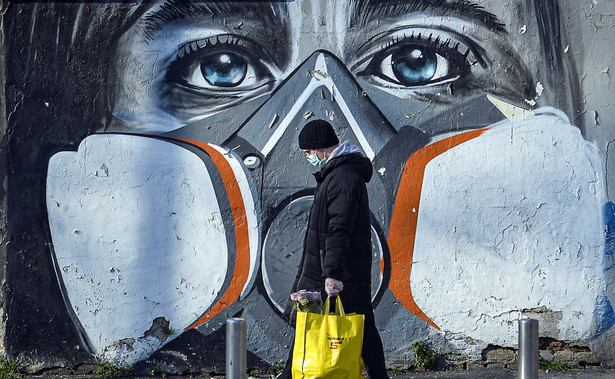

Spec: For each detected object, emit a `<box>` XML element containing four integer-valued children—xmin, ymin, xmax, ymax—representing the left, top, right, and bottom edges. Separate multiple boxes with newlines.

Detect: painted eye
<box><xmin>200</xmin><ymin>52</ymin><xmax>248</xmax><ymax>87</ymax></box>
<box><xmin>168</xmin><ymin>35</ymin><xmax>275</xmax><ymax>91</ymax></box>
<box><xmin>382</xmin><ymin>45</ymin><xmax>448</xmax><ymax>86</ymax></box>
<box><xmin>360</xmin><ymin>36</ymin><xmax>471</xmax><ymax>88</ymax></box>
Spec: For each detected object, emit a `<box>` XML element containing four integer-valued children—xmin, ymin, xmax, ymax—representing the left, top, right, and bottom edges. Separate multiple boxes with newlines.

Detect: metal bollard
<box><xmin>518</xmin><ymin>318</ymin><xmax>539</xmax><ymax>379</ymax></box>
<box><xmin>226</xmin><ymin>318</ymin><xmax>247</xmax><ymax>379</ymax></box>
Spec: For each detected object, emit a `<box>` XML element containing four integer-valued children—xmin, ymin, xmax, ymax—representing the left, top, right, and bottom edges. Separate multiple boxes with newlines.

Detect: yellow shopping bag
<box><xmin>292</xmin><ymin>296</ymin><xmax>366</xmax><ymax>379</ymax></box>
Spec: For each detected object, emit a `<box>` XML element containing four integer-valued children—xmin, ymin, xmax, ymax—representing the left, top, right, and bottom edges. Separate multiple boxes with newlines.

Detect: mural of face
<box><xmin>5</xmin><ymin>0</ymin><xmax>614</xmax><ymax>370</ymax></box>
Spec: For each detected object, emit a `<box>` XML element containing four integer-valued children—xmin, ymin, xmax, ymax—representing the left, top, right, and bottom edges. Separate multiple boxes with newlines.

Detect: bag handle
<box><xmin>322</xmin><ymin>296</ymin><xmax>345</xmax><ymax>316</ymax></box>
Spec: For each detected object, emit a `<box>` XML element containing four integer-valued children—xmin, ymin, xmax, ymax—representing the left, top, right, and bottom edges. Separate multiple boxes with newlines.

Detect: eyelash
<box><xmin>381</xmin><ymin>32</ymin><xmax>471</xmax><ymax>60</ymax></box>
<box><xmin>176</xmin><ymin>35</ymin><xmax>246</xmax><ymax>60</ymax></box>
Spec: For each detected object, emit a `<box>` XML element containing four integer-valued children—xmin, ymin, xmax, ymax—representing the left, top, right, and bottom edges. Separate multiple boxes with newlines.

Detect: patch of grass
<box><xmin>0</xmin><ymin>356</ymin><xmax>21</xmax><ymax>379</ymax></box>
<box><xmin>539</xmin><ymin>358</ymin><xmax>572</xmax><ymax>372</ymax></box>
<box><xmin>163</xmin><ymin>325</ymin><xmax>175</xmax><ymax>337</ymax></box>
<box><xmin>271</xmin><ymin>358</ymin><xmax>286</xmax><ymax>376</ymax></box>
<box><xmin>387</xmin><ymin>367</ymin><xmax>406</xmax><ymax>375</ymax></box>
<box><xmin>412</xmin><ymin>340</ymin><xmax>436</xmax><ymax>370</ymax></box>
<box><xmin>148</xmin><ymin>365</ymin><xmax>167</xmax><ymax>378</ymax></box>
<box><xmin>94</xmin><ymin>362</ymin><xmax>134</xmax><ymax>377</ymax></box>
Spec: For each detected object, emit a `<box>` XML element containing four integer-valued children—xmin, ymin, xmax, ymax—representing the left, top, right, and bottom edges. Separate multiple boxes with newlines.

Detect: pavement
<box><xmin>23</xmin><ymin>367</ymin><xmax>615</xmax><ymax>378</ymax></box>
<box><xmin>387</xmin><ymin>367</ymin><xmax>615</xmax><ymax>378</ymax></box>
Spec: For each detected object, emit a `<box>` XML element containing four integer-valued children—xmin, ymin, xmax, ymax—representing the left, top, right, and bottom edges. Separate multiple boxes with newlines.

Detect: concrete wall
<box><xmin>0</xmin><ymin>1</ymin><xmax>8</xmax><ymax>358</ymax></box>
<box><xmin>2</xmin><ymin>0</ymin><xmax>615</xmax><ymax>372</ymax></box>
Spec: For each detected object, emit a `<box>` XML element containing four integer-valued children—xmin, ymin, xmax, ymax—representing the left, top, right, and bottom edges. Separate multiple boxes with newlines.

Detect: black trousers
<box><xmin>278</xmin><ymin>303</ymin><xmax>389</xmax><ymax>379</ymax></box>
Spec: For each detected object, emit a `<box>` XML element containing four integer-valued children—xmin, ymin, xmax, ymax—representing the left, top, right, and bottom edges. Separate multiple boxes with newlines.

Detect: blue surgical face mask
<box><xmin>306</xmin><ymin>153</ymin><xmax>327</xmax><ymax>168</ymax></box>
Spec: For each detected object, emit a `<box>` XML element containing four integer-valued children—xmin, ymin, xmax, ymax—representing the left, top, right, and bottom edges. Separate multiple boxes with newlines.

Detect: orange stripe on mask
<box><xmin>387</xmin><ymin>129</ymin><xmax>487</xmax><ymax>330</ymax></box>
<box><xmin>167</xmin><ymin>137</ymin><xmax>251</xmax><ymax>330</ymax></box>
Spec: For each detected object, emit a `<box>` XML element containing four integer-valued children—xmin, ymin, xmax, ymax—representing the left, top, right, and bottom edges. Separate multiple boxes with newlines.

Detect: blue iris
<box><xmin>392</xmin><ymin>47</ymin><xmax>437</xmax><ymax>86</ymax></box>
<box><xmin>202</xmin><ymin>52</ymin><xmax>247</xmax><ymax>87</ymax></box>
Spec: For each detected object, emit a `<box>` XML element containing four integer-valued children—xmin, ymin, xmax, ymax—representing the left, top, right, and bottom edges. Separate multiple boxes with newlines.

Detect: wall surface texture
<box><xmin>2</xmin><ymin>0</ymin><xmax>615</xmax><ymax>372</ymax></box>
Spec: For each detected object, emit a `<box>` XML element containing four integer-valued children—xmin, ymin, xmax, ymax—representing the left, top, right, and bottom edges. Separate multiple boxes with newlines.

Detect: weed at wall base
<box><xmin>412</xmin><ymin>340</ymin><xmax>436</xmax><ymax>370</ymax></box>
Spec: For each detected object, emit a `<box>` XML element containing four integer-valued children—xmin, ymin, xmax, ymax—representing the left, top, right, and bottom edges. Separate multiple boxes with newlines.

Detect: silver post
<box><xmin>226</xmin><ymin>317</ymin><xmax>247</xmax><ymax>379</ymax></box>
<box><xmin>518</xmin><ymin>318</ymin><xmax>539</xmax><ymax>379</ymax></box>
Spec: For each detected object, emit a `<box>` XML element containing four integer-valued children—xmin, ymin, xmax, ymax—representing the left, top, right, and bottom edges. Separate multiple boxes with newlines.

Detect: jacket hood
<box><xmin>329</xmin><ymin>140</ymin><xmax>363</xmax><ymax>159</ymax></box>
<box><xmin>314</xmin><ymin>142</ymin><xmax>373</xmax><ymax>184</ymax></box>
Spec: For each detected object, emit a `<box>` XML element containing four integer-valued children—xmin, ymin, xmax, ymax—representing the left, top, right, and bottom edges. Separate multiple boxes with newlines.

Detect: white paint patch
<box><xmin>520</xmin><ymin>25</ymin><xmax>527</xmax><ymax>34</ymax></box>
<box><xmin>378</xmin><ymin>167</ymin><xmax>386</xmax><ymax>176</ymax></box>
<box><xmin>535</xmin><ymin>82</ymin><xmax>544</xmax><ymax>97</ymax></box>
<box><xmin>46</xmin><ymin>134</ymin><xmax>229</xmax><ymax>365</ymax></box>
<box><xmin>412</xmin><ymin>111</ymin><xmax>605</xmax><ymax>348</ymax></box>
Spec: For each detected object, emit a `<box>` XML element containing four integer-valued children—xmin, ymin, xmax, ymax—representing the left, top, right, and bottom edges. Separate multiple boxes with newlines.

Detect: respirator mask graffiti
<box><xmin>45</xmin><ymin>1</ymin><xmax>609</xmax><ymax>365</ymax></box>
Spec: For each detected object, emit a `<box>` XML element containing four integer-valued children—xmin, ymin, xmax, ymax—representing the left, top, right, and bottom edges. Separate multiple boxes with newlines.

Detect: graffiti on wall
<box><xmin>4</xmin><ymin>0</ymin><xmax>614</xmax><ymax>368</ymax></box>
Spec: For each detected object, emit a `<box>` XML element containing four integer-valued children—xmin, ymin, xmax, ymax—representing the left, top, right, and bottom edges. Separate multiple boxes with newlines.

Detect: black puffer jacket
<box><xmin>293</xmin><ymin>149</ymin><xmax>373</xmax><ymax>309</ymax></box>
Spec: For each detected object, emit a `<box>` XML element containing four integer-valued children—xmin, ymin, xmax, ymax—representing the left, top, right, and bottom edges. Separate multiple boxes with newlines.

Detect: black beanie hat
<box><xmin>298</xmin><ymin>120</ymin><xmax>339</xmax><ymax>149</ymax></box>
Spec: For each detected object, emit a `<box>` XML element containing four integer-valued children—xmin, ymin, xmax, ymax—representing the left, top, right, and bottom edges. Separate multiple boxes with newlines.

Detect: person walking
<box><xmin>278</xmin><ymin>119</ymin><xmax>389</xmax><ymax>379</ymax></box>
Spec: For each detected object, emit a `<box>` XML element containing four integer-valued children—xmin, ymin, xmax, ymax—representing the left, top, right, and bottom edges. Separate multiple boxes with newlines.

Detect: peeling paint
<box><xmin>3</xmin><ymin>0</ymin><xmax>615</xmax><ymax>372</ymax></box>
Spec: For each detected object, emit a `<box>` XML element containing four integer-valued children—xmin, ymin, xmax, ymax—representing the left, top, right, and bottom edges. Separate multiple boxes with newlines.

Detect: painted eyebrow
<box><xmin>140</xmin><ymin>0</ymin><xmax>288</xmax><ymax>42</ymax></box>
<box><xmin>350</xmin><ymin>0</ymin><xmax>506</xmax><ymax>33</ymax></box>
